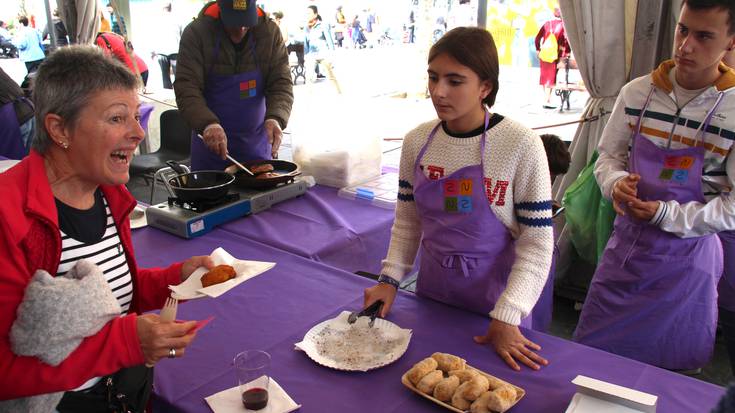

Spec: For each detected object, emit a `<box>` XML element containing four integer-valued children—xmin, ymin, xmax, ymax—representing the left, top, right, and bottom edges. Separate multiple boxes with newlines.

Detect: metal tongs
<box><xmin>347</xmin><ymin>300</ymin><xmax>384</xmax><ymax>327</ymax></box>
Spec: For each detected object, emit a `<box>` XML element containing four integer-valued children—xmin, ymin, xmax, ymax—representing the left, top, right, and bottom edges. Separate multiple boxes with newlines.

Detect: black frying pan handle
<box><xmin>166</xmin><ymin>160</ymin><xmax>187</xmax><ymax>175</ymax></box>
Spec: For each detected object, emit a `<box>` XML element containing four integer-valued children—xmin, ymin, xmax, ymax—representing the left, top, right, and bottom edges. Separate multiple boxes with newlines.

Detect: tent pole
<box><xmin>43</xmin><ymin>0</ymin><xmax>57</xmax><ymax>51</ymax></box>
<box><xmin>477</xmin><ymin>0</ymin><xmax>487</xmax><ymax>29</ymax></box>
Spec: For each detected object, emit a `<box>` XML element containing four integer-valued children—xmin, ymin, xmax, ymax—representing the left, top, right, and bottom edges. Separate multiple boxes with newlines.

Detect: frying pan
<box><xmin>225</xmin><ymin>159</ymin><xmax>301</xmax><ymax>190</ymax></box>
<box><xmin>165</xmin><ymin>161</ymin><xmax>235</xmax><ymax>202</ymax></box>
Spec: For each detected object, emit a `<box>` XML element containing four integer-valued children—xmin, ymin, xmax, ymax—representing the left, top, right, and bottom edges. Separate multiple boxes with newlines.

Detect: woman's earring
<box><xmin>59</xmin><ymin>141</ymin><xmax>69</xmax><ymax>149</ymax></box>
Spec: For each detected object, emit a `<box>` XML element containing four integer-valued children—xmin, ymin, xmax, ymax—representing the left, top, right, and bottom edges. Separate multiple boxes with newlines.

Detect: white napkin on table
<box><xmin>169</xmin><ymin>247</ymin><xmax>275</xmax><ymax>300</ymax></box>
<box><xmin>205</xmin><ymin>377</ymin><xmax>300</xmax><ymax>413</ymax></box>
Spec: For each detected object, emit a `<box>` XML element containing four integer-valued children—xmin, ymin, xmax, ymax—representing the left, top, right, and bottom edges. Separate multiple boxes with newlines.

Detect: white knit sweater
<box><xmin>381</xmin><ymin>115</ymin><xmax>554</xmax><ymax>326</ymax></box>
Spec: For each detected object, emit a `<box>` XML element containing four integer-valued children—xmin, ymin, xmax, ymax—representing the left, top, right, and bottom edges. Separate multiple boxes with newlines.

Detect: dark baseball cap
<box><xmin>217</xmin><ymin>0</ymin><xmax>258</xmax><ymax>28</ymax></box>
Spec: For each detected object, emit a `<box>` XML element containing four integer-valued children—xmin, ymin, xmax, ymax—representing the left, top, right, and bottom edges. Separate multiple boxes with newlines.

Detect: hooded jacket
<box><xmin>174</xmin><ymin>1</ymin><xmax>293</xmax><ymax>133</ymax></box>
<box><xmin>0</xmin><ymin>151</ymin><xmax>182</xmax><ymax>399</ymax></box>
<box><xmin>596</xmin><ymin>60</ymin><xmax>735</xmax><ymax>238</ymax></box>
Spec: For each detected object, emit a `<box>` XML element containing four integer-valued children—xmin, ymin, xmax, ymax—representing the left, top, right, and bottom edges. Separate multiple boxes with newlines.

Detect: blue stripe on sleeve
<box><xmin>515</xmin><ymin>200</ymin><xmax>553</xmax><ymax>211</ymax></box>
<box><xmin>397</xmin><ymin>193</ymin><xmax>414</xmax><ymax>202</ymax></box>
<box><xmin>398</xmin><ymin>179</ymin><xmax>413</xmax><ymax>189</ymax></box>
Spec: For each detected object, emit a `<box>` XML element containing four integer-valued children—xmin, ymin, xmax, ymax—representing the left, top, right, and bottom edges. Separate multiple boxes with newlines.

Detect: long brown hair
<box><xmin>428</xmin><ymin>27</ymin><xmax>500</xmax><ymax>107</ymax></box>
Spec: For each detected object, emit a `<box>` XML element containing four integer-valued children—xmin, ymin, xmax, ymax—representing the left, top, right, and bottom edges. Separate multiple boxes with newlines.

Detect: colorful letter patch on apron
<box><xmin>659</xmin><ymin>155</ymin><xmax>694</xmax><ymax>183</ymax></box>
<box><xmin>443</xmin><ymin>178</ymin><xmax>473</xmax><ymax>213</ymax></box>
<box><xmin>240</xmin><ymin>79</ymin><xmax>257</xmax><ymax>99</ymax></box>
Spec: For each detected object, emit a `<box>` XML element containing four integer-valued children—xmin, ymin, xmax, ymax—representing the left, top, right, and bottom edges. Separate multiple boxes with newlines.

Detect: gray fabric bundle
<box><xmin>0</xmin><ymin>260</ymin><xmax>122</xmax><ymax>413</ymax></box>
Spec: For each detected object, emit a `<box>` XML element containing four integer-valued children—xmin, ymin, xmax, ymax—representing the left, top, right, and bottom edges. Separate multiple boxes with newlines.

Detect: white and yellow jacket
<box><xmin>596</xmin><ymin>60</ymin><xmax>735</xmax><ymax>238</ymax></box>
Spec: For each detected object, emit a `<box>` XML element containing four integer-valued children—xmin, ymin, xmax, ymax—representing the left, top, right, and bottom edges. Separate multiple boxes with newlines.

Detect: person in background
<box><xmin>0</xmin><ymin>45</ymin><xmax>213</xmax><ymax>410</ymax></box>
<box><xmin>304</xmin><ymin>5</ymin><xmax>335</xmax><ymax>84</ymax></box>
<box><xmin>175</xmin><ymin>0</ymin><xmax>293</xmax><ymax>169</ymax></box>
<box><xmin>0</xmin><ymin>20</ymin><xmax>18</xmax><ymax>58</ymax></box>
<box><xmin>534</xmin><ymin>6</ymin><xmax>569</xmax><ymax>109</ymax></box>
<box><xmin>351</xmin><ymin>14</ymin><xmax>366</xmax><ymax>48</ymax></box>
<box><xmin>151</xmin><ymin>2</ymin><xmax>182</xmax><ymax>90</ymax></box>
<box><xmin>42</xmin><ymin>9</ymin><xmax>69</xmax><ymax>47</ymax></box>
<box><xmin>574</xmin><ymin>0</ymin><xmax>735</xmax><ymax>373</ymax></box>
<box><xmin>334</xmin><ymin>6</ymin><xmax>346</xmax><ymax>48</ymax></box>
<box><xmin>0</xmin><ymin>67</ymin><xmax>34</xmax><ymax>159</ymax></box>
<box><xmin>272</xmin><ymin>11</ymin><xmax>288</xmax><ymax>46</ymax></box>
<box><xmin>107</xmin><ymin>2</ymin><xmax>124</xmax><ymax>35</ymax></box>
<box><xmin>363</xmin><ymin>27</ymin><xmax>554</xmax><ymax>371</ymax></box>
<box><xmin>718</xmin><ymin>49</ymin><xmax>735</xmax><ymax>376</ymax></box>
<box><xmin>95</xmin><ymin>31</ymin><xmax>149</xmax><ymax>87</ymax></box>
<box><xmin>12</xmin><ymin>16</ymin><xmax>45</xmax><ymax>74</ymax></box>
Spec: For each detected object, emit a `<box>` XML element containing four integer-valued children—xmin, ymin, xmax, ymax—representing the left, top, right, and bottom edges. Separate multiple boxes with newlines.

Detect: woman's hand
<box><xmin>363</xmin><ymin>283</ymin><xmax>398</xmax><ymax>318</ymax></box>
<box><xmin>474</xmin><ymin>319</ymin><xmax>548</xmax><ymax>371</ymax></box>
<box><xmin>181</xmin><ymin>255</ymin><xmax>215</xmax><ymax>282</ymax></box>
<box><xmin>136</xmin><ymin>314</ymin><xmax>198</xmax><ymax>365</ymax></box>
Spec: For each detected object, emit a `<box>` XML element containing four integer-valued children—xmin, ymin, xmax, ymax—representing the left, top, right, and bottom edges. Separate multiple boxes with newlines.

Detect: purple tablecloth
<box><xmin>132</xmin><ymin>227</ymin><xmax>725</xmax><ymax>413</ymax></box>
<box><xmin>219</xmin><ymin>185</ymin><xmax>396</xmax><ymax>275</ymax></box>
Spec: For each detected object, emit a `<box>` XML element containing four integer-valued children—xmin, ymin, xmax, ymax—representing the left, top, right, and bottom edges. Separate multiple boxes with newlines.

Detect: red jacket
<box><xmin>0</xmin><ymin>151</ymin><xmax>182</xmax><ymax>399</ymax></box>
<box><xmin>534</xmin><ymin>17</ymin><xmax>570</xmax><ymax>62</ymax></box>
<box><xmin>95</xmin><ymin>32</ymin><xmax>148</xmax><ymax>75</ymax></box>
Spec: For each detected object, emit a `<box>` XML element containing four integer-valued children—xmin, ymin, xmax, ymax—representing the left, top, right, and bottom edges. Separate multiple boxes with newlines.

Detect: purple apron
<box><xmin>0</xmin><ymin>101</ymin><xmax>26</xmax><ymax>160</ymax></box>
<box><xmin>718</xmin><ymin>231</ymin><xmax>735</xmax><ymax>311</ymax></box>
<box><xmin>190</xmin><ymin>33</ymin><xmax>270</xmax><ymax>171</ymax></box>
<box><xmin>414</xmin><ymin>113</ymin><xmax>545</xmax><ymax>329</ymax></box>
<box><xmin>574</xmin><ymin>88</ymin><xmax>724</xmax><ymax>370</ymax></box>
<box><xmin>531</xmin><ymin>244</ymin><xmax>557</xmax><ymax>332</ymax></box>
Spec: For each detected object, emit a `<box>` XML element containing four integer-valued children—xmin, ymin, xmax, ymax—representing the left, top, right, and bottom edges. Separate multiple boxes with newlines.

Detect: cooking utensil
<box><xmin>196</xmin><ymin>134</ymin><xmax>255</xmax><ymax>176</ymax></box>
<box><xmin>348</xmin><ymin>300</ymin><xmax>384</xmax><ymax>328</ymax></box>
<box><xmin>165</xmin><ymin>160</ymin><xmax>235</xmax><ymax>202</ymax></box>
<box><xmin>227</xmin><ymin>159</ymin><xmax>301</xmax><ymax>190</ymax></box>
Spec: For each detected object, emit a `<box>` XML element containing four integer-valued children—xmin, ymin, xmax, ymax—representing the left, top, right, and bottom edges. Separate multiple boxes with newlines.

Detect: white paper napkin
<box><xmin>169</xmin><ymin>247</ymin><xmax>275</xmax><ymax>300</ymax></box>
<box><xmin>130</xmin><ymin>205</ymin><xmax>147</xmax><ymax>230</ymax></box>
<box><xmin>205</xmin><ymin>377</ymin><xmax>300</xmax><ymax>413</ymax></box>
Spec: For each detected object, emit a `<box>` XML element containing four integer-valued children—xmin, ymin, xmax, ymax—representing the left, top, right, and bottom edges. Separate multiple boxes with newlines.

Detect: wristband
<box><xmin>377</xmin><ymin>274</ymin><xmax>400</xmax><ymax>289</ymax></box>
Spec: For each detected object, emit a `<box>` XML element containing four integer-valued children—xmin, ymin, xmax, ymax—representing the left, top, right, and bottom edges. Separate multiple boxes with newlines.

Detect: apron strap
<box><xmin>692</xmin><ymin>91</ymin><xmax>725</xmax><ymax>148</ymax></box>
<box><xmin>415</xmin><ymin>110</ymin><xmax>490</xmax><ymax>173</ymax></box>
<box><xmin>630</xmin><ymin>86</ymin><xmax>656</xmax><ymax>174</ymax></box>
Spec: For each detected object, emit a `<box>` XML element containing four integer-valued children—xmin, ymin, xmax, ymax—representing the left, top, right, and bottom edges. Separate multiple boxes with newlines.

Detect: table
<box><xmin>218</xmin><ymin>185</ymin><xmax>397</xmax><ymax>275</ymax></box>
<box><xmin>131</xmin><ymin>227</ymin><xmax>725</xmax><ymax>413</ymax></box>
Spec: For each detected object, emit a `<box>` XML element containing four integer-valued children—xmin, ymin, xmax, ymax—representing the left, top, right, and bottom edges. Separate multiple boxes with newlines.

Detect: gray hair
<box><xmin>31</xmin><ymin>46</ymin><xmax>140</xmax><ymax>154</ymax></box>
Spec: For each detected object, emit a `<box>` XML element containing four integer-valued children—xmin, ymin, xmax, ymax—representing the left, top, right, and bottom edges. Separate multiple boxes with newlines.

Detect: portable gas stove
<box><xmin>145</xmin><ymin>167</ymin><xmax>308</xmax><ymax>238</ymax></box>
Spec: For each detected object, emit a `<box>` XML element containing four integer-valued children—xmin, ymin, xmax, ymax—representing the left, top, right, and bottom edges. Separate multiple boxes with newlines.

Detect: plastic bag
<box><xmin>562</xmin><ymin>151</ymin><xmax>616</xmax><ymax>264</ymax></box>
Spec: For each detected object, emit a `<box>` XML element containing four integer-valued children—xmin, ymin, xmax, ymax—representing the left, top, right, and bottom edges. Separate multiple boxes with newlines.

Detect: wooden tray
<box><xmin>401</xmin><ymin>364</ymin><xmax>525</xmax><ymax>412</ymax></box>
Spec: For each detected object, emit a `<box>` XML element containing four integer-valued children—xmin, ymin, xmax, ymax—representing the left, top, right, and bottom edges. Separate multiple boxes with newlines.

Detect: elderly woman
<box><xmin>0</xmin><ymin>46</ymin><xmax>213</xmax><ymax>411</ymax></box>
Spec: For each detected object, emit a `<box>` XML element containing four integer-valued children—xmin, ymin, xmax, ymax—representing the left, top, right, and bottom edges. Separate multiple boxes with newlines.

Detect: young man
<box><xmin>574</xmin><ymin>0</ymin><xmax>735</xmax><ymax>371</ymax></box>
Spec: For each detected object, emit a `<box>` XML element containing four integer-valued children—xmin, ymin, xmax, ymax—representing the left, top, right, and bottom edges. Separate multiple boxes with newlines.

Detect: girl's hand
<box><xmin>474</xmin><ymin>319</ymin><xmax>548</xmax><ymax>371</ymax></box>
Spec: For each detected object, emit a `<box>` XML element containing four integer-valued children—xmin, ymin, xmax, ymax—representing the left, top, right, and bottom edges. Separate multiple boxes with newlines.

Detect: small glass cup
<box><xmin>234</xmin><ymin>350</ymin><xmax>271</xmax><ymax>411</ymax></box>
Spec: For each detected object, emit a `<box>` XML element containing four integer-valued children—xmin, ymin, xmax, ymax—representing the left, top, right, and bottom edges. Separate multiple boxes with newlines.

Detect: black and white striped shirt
<box><xmin>55</xmin><ymin>193</ymin><xmax>133</xmax><ymax>393</ymax></box>
<box><xmin>56</xmin><ymin>195</ymin><xmax>133</xmax><ymax>313</ymax></box>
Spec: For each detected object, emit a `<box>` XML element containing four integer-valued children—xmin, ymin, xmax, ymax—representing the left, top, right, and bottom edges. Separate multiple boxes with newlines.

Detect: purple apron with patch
<box><xmin>414</xmin><ymin>113</ymin><xmax>547</xmax><ymax>328</ymax></box>
<box><xmin>0</xmin><ymin>101</ymin><xmax>25</xmax><ymax>160</ymax></box>
<box><xmin>190</xmin><ymin>33</ymin><xmax>270</xmax><ymax>171</ymax></box>
<box><xmin>574</xmin><ymin>88</ymin><xmax>724</xmax><ymax>370</ymax></box>
<box><xmin>718</xmin><ymin>231</ymin><xmax>735</xmax><ymax>311</ymax></box>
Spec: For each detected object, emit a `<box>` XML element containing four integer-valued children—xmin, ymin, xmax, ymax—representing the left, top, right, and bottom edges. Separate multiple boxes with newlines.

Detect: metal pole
<box><xmin>477</xmin><ymin>0</ymin><xmax>487</xmax><ymax>29</ymax></box>
<box><xmin>43</xmin><ymin>0</ymin><xmax>58</xmax><ymax>52</ymax></box>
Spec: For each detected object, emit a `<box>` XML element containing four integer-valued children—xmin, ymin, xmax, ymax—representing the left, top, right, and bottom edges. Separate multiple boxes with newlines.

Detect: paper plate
<box><xmin>130</xmin><ymin>205</ymin><xmax>147</xmax><ymax>230</ymax></box>
<box><xmin>295</xmin><ymin>311</ymin><xmax>412</xmax><ymax>372</ymax></box>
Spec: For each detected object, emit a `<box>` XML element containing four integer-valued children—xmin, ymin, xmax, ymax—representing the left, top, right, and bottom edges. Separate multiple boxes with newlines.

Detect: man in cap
<box><xmin>175</xmin><ymin>0</ymin><xmax>293</xmax><ymax>170</ymax></box>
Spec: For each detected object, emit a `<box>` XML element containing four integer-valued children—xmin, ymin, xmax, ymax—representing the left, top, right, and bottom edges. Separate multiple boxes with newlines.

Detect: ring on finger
<box><xmin>168</xmin><ymin>348</ymin><xmax>176</xmax><ymax>358</ymax></box>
